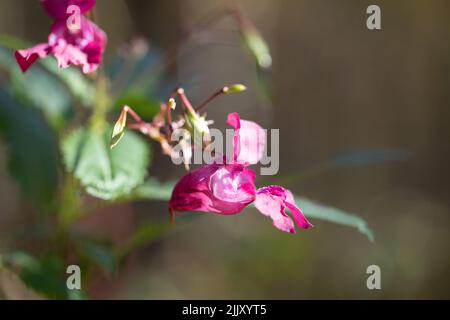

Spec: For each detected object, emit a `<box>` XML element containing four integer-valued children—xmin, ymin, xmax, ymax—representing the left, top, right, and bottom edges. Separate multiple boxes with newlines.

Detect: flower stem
<box><xmin>90</xmin><ymin>74</ymin><xmax>111</xmax><ymax>132</ymax></box>
<box><xmin>169</xmin><ymin>208</ymin><xmax>175</xmax><ymax>225</ymax></box>
<box><xmin>172</xmin><ymin>87</ymin><xmax>197</xmax><ymax>116</ymax></box>
<box><xmin>195</xmin><ymin>87</ymin><xmax>227</xmax><ymax>113</ymax></box>
<box><xmin>123</xmin><ymin>105</ymin><xmax>143</xmax><ymax>123</ymax></box>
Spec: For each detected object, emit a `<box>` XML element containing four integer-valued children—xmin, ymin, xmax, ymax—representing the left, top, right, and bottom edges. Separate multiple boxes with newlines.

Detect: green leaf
<box><xmin>5</xmin><ymin>251</ymin><xmax>69</xmax><ymax>299</ymax></box>
<box><xmin>0</xmin><ymin>45</ymin><xmax>73</xmax><ymax>128</ymax></box>
<box><xmin>296</xmin><ymin>197</ymin><xmax>374</xmax><ymax>242</ymax></box>
<box><xmin>0</xmin><ymin>89</ymin><xmax>59</xmax><ymax>210</ymax></box>
<box><xmin>40</xmin><ymin>58</ymin><xmax>95</xmax><ymax>107</ymax></box>
<box><xmin>10</xmin><ymin>64</ymin><xmax>73</xmax><ymax>128</ymax></box>
<box><xmin>62</xmin><ymin>126</ymin><xmax>151</xmax><ymax>200</ymax></box>
<box><xmin>131</xmin><ymin>178</ymin><xmax>175</xmax><ymax>201</ymax></box>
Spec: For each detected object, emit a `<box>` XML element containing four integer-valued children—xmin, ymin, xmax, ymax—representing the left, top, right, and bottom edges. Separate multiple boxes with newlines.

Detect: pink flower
<box><xmin>14</xmin><ymin>0</ymin><xmax>106</xmax><ymax>74</ymax></box>
<box><xmin>169</xmin><ymin>112</ymin><xmax>313</xmax><ymax>234</ymax></box>
<box><xmin>41</xmin><ymin>0</ymin><xmax>96</xmax><ymax>20</ymax></box>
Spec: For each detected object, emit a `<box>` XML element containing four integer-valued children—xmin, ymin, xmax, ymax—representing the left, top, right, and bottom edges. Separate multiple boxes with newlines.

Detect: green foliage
<box><xmin>62</xmin><ymin>126</ymin><xmax>150</xmax><ymax>200</ymax></box>
<box><xmin>0</xmin><ymin>89</ymin><xmax>59</xmax><ymax>210</ymax></box>
<box><xmin>39</xmin><ymin>58</ymin><xmax>95</xmax><ymax>107</ymax></box>
<box><xmin>10</xmin><ymin>64</ymin><xmax>73</xmax><ymax>128</ymax></box>
<box><xmin>132</xmin><ymin>178</ymin><xmax>175</xmax><ymax>201</ymax></box>
<box><xmin>0</xmin><ymin>45</ymin><xmax>72</xmax><ymax>128</ymax></box>
<box><xmin>5</xmin><ymin>251</ymin><xmax>69</xmax><ymax>299</ymax></box>
<box><xmin>296</xmin><ymin>197</ymin><xmax>374</xmax><ymax>242</ymax></box>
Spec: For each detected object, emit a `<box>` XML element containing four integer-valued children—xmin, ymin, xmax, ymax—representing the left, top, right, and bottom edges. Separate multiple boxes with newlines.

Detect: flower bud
<box><xmin>110</xmin><ymin>106</ymin><xmax>128</xmax><ymax>149</ymax></box>
<box><xmin>223</xmin><ymin>84</ymin><xmax>247</xmax><ymax>94</ymax></box>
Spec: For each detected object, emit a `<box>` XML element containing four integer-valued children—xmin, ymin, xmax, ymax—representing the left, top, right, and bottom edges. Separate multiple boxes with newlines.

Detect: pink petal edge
<box><xmin>254</xmin><ymin>185</ymin><xmax>313</xmax><ymax>233</ymax></box>
<box><xmin>14</xmin><ymin>43</ymin><xmax>51</xmax><ymax>73</ymax></box>
<box><xmin>227</xmin><ymin>112</ymin><xmax>266</xmax><ymax>165</ymax></box>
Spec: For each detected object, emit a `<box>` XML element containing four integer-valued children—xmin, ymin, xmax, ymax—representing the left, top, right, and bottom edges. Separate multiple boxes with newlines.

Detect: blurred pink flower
<box><xmin>14</xmin><ymin>0</ymin><xmax>106</xmax><ymax>74</ymax></box>
<box><xmin>41</xmin><ymin>0</ymin><xmax>96</xmax><ymax>20</ymax></box>
<box><xmin>169</xmin><ymin>112</ymin><xmax>313</xmax><ymax>234</ymax></box>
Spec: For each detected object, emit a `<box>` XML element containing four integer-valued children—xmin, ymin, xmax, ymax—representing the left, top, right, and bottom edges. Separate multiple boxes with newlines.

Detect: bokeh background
<box><xmin>0</xmin><ymin>0</ymin><xmax>449</xmax><ymax>299</ymax></box>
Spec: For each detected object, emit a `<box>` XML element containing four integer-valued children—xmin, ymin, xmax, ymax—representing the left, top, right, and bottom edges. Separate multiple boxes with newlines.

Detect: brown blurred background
<box><xmin>0</xmin><ymin>0</ymin><xmax>449</xmax><ymax>299</ymax></box>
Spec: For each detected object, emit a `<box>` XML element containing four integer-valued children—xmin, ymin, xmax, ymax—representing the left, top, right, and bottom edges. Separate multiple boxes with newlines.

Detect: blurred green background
<box><xmin>0</xmin><ymin>0</ymin><xmax>449</xmax><ymax>299</ymax></box>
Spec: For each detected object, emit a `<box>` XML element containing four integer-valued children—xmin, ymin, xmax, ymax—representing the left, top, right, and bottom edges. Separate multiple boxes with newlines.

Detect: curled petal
<box><xmin>169</xmin><ymin>164</ymin><xmax>256</xmax><ymax>215</ymax></box>
<box><xmin>14</xmin><ymin>44</ymin><xmax>51</xmax><ymax>73</ymax></box>
<box><xmin>227</xmin><ymin>112</ymin><xmax>266</xmax><ymax>165</ymax></box>
<box><xmin>52</xmin><ymin>39</ymin><xmax>89</xmax><ymax>70</ymax></box>
<box><xmin>254</xmin><ymin>185</ymin><xmax>313</xmax><ymax>233</ymax></box>
<box><xmin>49</xmin><ymin>17</ymin><xmax>106</xmax><ymax>73</ymax></box>
<box><xmin>284</xmin><ymin>189</ymin><xmax>313</xmax><ymax>229</ymax></box>
<box><xmin>41</xmin><ymin>0</ymin><xmax>96</xmax><ymax>19</ymax></box>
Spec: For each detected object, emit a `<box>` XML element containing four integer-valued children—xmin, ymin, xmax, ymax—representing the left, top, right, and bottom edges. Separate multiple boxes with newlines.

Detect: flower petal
<box><xmin>49</xmin><ymin>17</ymin><xmax>106</xmax><ymax>73</ymax></box>
<box><xmin>254</xmin><ymin>185</ymin><xmax>313</xmax><ymax>233</ymax></box>
<box><xmin>14</xmin><ymin>43</ymin><xmax>51</xmax><ymax>73</ymax></box>
<box><xmin>52</xmin><ymin>39</ymin><xmax>89</xmax><ymax>71</ymax></box>
<box><xmin>169</xmin><ymin>164</ymin><xmax>256</xmax><ymax>215</ymax></box>
<box><xmin>227</xmin><ymin>112</ymin><xmax>266</xmax><ymax>165</ymax></box>
<box><xmin>41</xmin><ymin>0</ymin><xmax>96</xmax><ymax>19</ymax></box>
<box><xmin>284</xmin><ymin>189</ymin><xmax>313</xmax><ymax>229</ymax></box>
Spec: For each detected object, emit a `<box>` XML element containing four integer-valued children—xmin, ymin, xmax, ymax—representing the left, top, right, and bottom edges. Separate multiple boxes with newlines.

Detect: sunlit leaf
<box><xmin>131</xmin><ymin>178</ymin><xmax>175</xmax><ymax>201</ymax></box>
<box><xmin>62</xmin><ymin>126</ymin><xmax>151</xmax><ymax>200</ymax></box>
<box><xmin>296</xmin><ymin>197</ymin><xmax>374</xmax><ymax>242</ymax></box>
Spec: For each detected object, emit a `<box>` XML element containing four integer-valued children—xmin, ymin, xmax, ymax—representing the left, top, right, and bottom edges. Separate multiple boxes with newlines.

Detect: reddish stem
<box><xmin>167</xmin><ymin>104</ymin><xmax>173</xmax><ymax>126</ymax></box>
<box><xmin>169</xmin><ymin>208</ymin><xmax>175</xmax><ymax>225</ymax></box>
<box><xmin>195</xmin><ymin>88</ymin><xmax>227</xmax><ymax>113</ymax></box>
<box><xmin>123</xmin><ymin>105</ymin><xmax>143</xmax><ymax>123</ymax></box>
<box><xmin>173</xmin><ymin>88</ymin><xmax>197</xmax><ymax>116</ymax></box>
